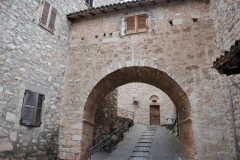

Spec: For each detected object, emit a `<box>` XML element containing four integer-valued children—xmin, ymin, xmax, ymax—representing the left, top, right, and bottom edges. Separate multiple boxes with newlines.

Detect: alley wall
<box><xmin>0</xmin><ymin>0</ymin><xmax>92</xmax><ymax>159</ymax></box>
<box><xmin>211</xmin><ymin>0</ymin><xmax>240</xmax><ymax>158</ymax></box>
<box><xmin>117</xmin><ymin>83</ymin><xmax>176</xmax><ymax>125</ymax></box>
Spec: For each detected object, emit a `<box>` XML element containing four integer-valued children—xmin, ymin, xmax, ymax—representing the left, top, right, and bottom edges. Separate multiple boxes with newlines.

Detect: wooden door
<box><xmin>150</xmin><ymin>105</ymin><xmax>160</xmax><ymax>125</ymax></box>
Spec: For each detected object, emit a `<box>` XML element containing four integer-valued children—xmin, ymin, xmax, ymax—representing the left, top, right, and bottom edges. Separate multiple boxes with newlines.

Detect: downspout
<box><xmin>228</xmin><ymin>85</ymin><xmax>239</xmax><ymax>160</ymax></box>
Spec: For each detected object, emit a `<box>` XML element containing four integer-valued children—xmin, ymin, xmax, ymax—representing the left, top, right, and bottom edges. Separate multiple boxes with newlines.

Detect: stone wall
<box><xmin>117</xmin><ymin>83</ymin><xmax>176</xmax><ymax>125</ymax></box>
<box><xmin>93</xmin><ymin>89</ymin><xmax>118</xmax><ymax>145</ymax></box>
<box><xmin>0</xmin><ymin>0</ymin><xmax>87</xmax><ymax>159</ymax></box>
<box><xmin>94</xmin><ymin>0</ymin><xmax>121</xmax><ymax>7</ymax></box>
<box><xmin>210</xmin><ymin>0</ymin><xmax>240</xmax><ymax>159</ymax></box>
<box><xmin>63</xmin><ymin>0</ymin><xmax>233</xmax><ymax>159</ymax></box>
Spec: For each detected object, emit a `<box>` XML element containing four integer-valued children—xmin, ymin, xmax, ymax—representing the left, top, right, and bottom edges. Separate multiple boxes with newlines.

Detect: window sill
<box><xmin>38</xmin><ymin>23</ymin><xmax>55</xmax><ymax>34</ymax></box>
<box><xmin>126</xmin><ymin>30</ymin><xmax>148</xmax><ymax>35</ymax></box>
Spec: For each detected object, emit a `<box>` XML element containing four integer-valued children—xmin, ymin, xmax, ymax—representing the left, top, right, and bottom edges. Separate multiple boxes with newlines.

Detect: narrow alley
<box><xmin>91</xmin><ymin>124</ymin><xmax>182</xmax><ymax>160</ymax></box>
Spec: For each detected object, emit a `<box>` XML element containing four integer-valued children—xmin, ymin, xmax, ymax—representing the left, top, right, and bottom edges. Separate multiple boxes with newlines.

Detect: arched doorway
<box><xmin>81</xmin><ymin>66</ymin><xmax>194</xmax><ymax>160</ymax></box>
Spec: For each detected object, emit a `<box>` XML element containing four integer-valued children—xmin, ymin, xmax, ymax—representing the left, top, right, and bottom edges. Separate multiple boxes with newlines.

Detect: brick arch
<box><xmin>81</xmin><ymin>66</ymin><xmax>194</xmax><ymax>160</ymax></box>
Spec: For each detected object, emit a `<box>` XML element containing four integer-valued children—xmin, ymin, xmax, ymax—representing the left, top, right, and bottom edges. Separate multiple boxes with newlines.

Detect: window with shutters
<box><xmin>85</xmin><ymin>0</ymin><xmax>93</xmax><ymax>7</ymax></box>
<box><xmin>126</xmin><ymin>14</ymin><xmax>148</xmax><ymax>35</ymax></box>
<box><xmin>39</xmin><ymin>1</ymin><xmax>57</xmax><ymax>34</ymax></box>
<box><xmin>19</xmin><ymin>90</ymin><xmax>45</xmax><ymax>127</ymax></box>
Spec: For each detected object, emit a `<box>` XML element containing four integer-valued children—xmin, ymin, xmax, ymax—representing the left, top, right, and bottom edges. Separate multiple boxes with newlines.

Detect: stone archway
<box><xmin>81</xmin><ymin>66</ymin><xmax>194</xmax><ymax>160</ymax></box>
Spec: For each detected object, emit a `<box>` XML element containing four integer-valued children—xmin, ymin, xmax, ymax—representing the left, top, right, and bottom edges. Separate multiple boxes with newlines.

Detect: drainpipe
<box><xmin>228</xmin><ymin>86</ymin><xmax>239</xmax><ymax>160</ymax></box>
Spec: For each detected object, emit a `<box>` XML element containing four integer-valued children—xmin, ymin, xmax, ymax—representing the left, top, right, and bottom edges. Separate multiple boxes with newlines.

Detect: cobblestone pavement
<box><xmin>91</xmin><ymin>124</ymin><xmax>182</xmax><ymax>160</ymax></box>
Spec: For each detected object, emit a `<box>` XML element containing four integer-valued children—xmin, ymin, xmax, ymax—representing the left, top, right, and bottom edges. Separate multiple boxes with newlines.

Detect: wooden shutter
<box><xmin>86</xmin><ymin>0</ymin><xmax>93</xmax><ymax>7</ymax></box>
<box><xmin>137</xmin><ymin>14</ymin><xmax>147</xmax><ymax>33</ymax></box>
<box><xmin>40</xmin><ymin>2</ymin><xmax>50</xmax><ymax>26</ymax></box>
<box><xmin>126</xmin><ymin>16</ymin><xmax>136</xmax><ymax>34</ymax></box>
<box><xmin>48</xmin><ymin>7</ymin><xmax>57</xmax><ymax>31</ymax></box>
<box><xmin>35</xmin><ymin>94</ymin><xmax>45</xmax><ymax>126</ymax></box>
<box><xmin>20</xmin><ymin>90</ymin><xmax>45</xmax><ymax>127</ymax></box>
<box><xmin>89</xmin><ymin>0</ymin><xmax>93</xmax><ymax>7</ymax></box>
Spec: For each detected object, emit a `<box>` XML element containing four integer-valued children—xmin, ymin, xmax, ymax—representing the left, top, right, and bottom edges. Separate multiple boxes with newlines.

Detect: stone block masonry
<box><xmin>0</xmin><ymin>0</ymin><xmax>239</xmax><ymax>160</ymax></box>
<box><xmin>62</xmin><ymin>0</ymin><xmax>235</xmax><ymax>159</ymax></box>
<box><xmin>211</xmin><ymin>1</ymin><xmax>240</xmax><ymax>159</ymax></box>
<box><xmin>0</xmin><ymin>0</ymin><xmax>94</xmax><ymax>159</ymax></box>
<box><xmin>93</xmin><ymin>89</ymin><xmax>118</xmax><ymax>146</ymax></box>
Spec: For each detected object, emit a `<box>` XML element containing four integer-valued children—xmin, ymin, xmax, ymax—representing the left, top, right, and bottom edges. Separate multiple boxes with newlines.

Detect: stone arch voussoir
<box><xmin>79</xmin><ymin>62</ymin><xmax>194</xmax><ymax>160</ymax></box>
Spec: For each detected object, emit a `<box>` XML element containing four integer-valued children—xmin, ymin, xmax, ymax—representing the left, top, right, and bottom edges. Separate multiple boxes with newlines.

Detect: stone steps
<box><xmin>128</xmin><ymin>126</ymin><xmax>157</xmax><ymax>160</ymax></box>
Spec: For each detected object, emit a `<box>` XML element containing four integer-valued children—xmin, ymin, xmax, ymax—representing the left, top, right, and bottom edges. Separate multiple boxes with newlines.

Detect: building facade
<box><xmin>0</xmin><ymin>0</ymin><xmax>239</xmax><ymax>160</ymax></box>
<box><xmin>117</xmin><ymin>83</ymin><xmax>176</xmax><ymax>125</ymax></box>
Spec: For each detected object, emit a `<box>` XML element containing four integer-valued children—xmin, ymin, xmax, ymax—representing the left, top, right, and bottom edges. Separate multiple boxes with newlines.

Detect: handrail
<box><xmin>117</xmin><ymin>108</ymin><xmax>135</xmax><ymax>114</ymax></box>
<box><xmin>117</xmin><ymin>107</ymin><xmax>135</xmax><ymax>121</ymax></box>
<box><xmin>89</xmin><ymin>118</ymin><xmax>133</xmax><ymax>160</ymax></box>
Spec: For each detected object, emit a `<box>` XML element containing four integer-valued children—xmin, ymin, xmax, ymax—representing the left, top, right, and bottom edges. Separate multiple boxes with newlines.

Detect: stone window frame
<box><xmin>38</xmin><ymin>1</ymin><xmax>57</xmax><ymax>34</ymax></box>
<box><xmin>120</xmin><ymin>12</ymin><xmax>151</xmax><ymax>36</ymax></box>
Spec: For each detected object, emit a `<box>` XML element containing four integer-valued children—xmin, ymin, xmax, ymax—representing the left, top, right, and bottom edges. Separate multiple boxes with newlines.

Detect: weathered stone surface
<box><xmin>59</xmin><ymin>152</ymin><xmax>66</xmax><ymax>159</ymax></box>
<box><xmin>0</xmin><ymin>142</ymin><xmax>13</xmax><ymax>152</ymax></box>
<box><xmin>0</xmin><ymin>86</ymin><xmax>3</xmax><ymax>93</ymax></box>
<box><xmin>71</xmin><ymin>146</ymin><xmax>80</xmax><ymax>153</ymax></box>
<box><xmin>134</xmin><ymin>147</ymin><xmax>151</xmax><ymax>152</ymax></box>
<box><xmin>0</xmin><ymin>127</ymin><xmax>8</xmax><ymax>137</ymax></box>
<box><xmin>93</xmin><ymin>90</ymin><xmax>118</xmax><ymax>146</ymax></box>
<box><xmin>173</xmin><ymin>19</ymin><xmax>183</xmax><ymax>25</ymax></box>
<box><xmin>72</xmin><ymin>135</ymin><xmax>81</xmax><ymax>141</ymax></box>
<box><xmin>66</xmin><ymin>153</ymin><xmax>75</xmax><ymax>159</ymax></box>
<box><xmin>71</xmin><ymin>123</ymin><xmax>82</xmax><ymax>129</ymax></box>
<box><xmin>0</xmin><ymin>0</ymin><xmax>239</xmax><ymax>160</ymax></box>
<box><xmin>131</xmin><ymin>151</ymin><xmax>149</xmax><ymax>157</ymax></box>
<box><xmin>6</xmin><ymin>112</ymin><xmax>18</xmax><ymax>122</ymax></box>
<box><xmin>9</xmin><ymin>132</ymin><xmax>17</xmax><ymax>141</ymax></box>
<box><xmin>0</xmin><ymin>0</ymin><xmax>95</xmax><ymax>159</ymax></box>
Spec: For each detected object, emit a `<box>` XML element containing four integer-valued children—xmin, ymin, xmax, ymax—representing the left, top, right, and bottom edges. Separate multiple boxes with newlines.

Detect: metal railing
<box><xmin>89</xmin><ymin>108</ymin><xmax>135</xmax><ymax>160</ymax></box>
<box><xmin>117</xmin><ymin>108</ymin><xmax>135</xmax><ymax>121</ymax></box>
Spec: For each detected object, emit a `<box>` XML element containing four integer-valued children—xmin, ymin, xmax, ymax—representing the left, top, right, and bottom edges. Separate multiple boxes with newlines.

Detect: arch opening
<box><xmin>81</xmin><ymin>66</ymin><xmax>194</xmax><ymax>160</ymax></box>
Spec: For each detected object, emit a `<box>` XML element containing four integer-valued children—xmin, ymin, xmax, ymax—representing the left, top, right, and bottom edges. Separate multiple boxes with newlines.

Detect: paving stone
<box><xmin>129</xmin><ymin>157</ymin><xmax>148</xmax><ymax>160</ymax></box>
<box><xmin>136</xmin><ymin>142</ymin><xmax>152</xmax><ymax>147</ymax></box>
<box><xmin>144</xmin><ymin>131</ymin><xmax>154</xmax><ymax>134</ymax></box>
<box><xmin>142</xmin><ymin>133</ymin><xmax>155</xmax><ymax>136</ymax></box>
<box><xmin>139</xmin><ymin>139</ymin><xmax>153</xmax><ymax>143</ymax></box>
<box><xmin>131</xmin><ymin>151</ymin><xmax>149</xmax><ymax>157</ymax></box>
<box><xmin>141</xmin><ymin>136</ymin><xmax>154</xmax><ymax>139</ymax></box>
<box><xmin>134</xmin><ymin>147</ymin><xmax>151</xmax><ymax>152</ymax></box>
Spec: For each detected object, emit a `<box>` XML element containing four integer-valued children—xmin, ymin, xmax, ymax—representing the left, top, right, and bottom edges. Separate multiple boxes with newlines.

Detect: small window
<box><xmin>39</xmin><ymin>1</ymin><xmax>57</xmax><ymax>34</ymax></box>
<box><xmin>85</xmin><ymin>0</ymin><xmax>93</xmax><ymax>7</ymax></box>
<box><xmin>20</xmin><ymin>90</ymin><xmax>45</xmax><ymax>127</ymax></box>
<box><xmin>152</xmin><ymin>100</ymin><xmax>157</xmax><ymax>103</ymax></box>
<box><xmin>126</xmin><ymin>14</ymin><xmax>147</xmax><ymax>34</ymax></box>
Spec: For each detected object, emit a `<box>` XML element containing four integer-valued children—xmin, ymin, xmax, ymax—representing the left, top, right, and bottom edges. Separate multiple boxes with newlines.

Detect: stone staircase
<box><xmin>128</xmin><ymin>126</ymin><xmax>157</xmax><ymax>160</ymax></box>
